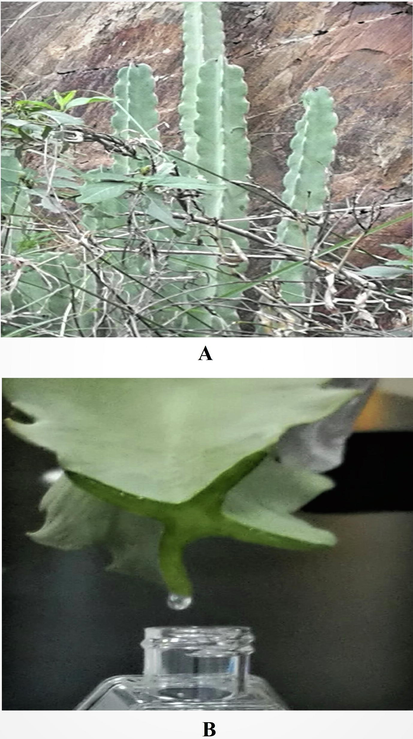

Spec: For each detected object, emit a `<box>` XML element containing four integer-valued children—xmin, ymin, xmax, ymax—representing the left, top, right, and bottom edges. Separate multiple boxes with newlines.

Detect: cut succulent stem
<box><xmin>68</xmin><ymin>445</ymin><xmax>336</xmax><ymax>597</ymax></box>
<box><xmin>4</xmin><ymin>378</ymin><xmax>362</xmax><ymax>594</ymax></box>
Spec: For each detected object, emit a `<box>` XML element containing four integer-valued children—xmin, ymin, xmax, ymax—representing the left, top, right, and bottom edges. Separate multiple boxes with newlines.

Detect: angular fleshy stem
<box><xmin>111</xmin><ymin>63</ymin><xmax>159</xmax><ymax>174</ymax></box>
<box><xmin>274</xmin><ymin>87</ymin><xmax>338</xmax><ymax>304</ymax></box>
<box><xmin>178</xmin><ymin>1</ymin><xmax>224</xmax><ymax>166</ymax></box>
<box><xmin>178</xmin><ymin>3</ymin><xmax>251</xmax><ymax>329</ymax></box>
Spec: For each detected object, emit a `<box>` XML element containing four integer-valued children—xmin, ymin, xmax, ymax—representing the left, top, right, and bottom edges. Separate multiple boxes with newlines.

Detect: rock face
<box><xmin>2</xmin><ymin>1</ymin><xmax>412</xmax><ymax>258</ymax></box>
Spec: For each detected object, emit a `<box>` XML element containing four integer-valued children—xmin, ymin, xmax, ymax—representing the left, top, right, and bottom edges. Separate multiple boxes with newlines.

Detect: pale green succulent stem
<box><xmin>179</xmin><ymin>1</ymin><xmax>224</xmax><ymax>165</ymax></box>
<box><xmin>177</xmin><ymin>2</ymin><xmax>251</xmax><ymax>329</ymax></box>
<box><xmin>111</xmin><ymin>64</ymin><xmax>159</xmax><ymax>142</ymax></box>
<box><xmin>273</xmin><ymin>86</ymin><xmax>338</xmax><ymax>304</ymax></box>
<box><xmin>111</xmin><ymin>63</ymin><xmax>159</xmax><ymax>178</ymax></box>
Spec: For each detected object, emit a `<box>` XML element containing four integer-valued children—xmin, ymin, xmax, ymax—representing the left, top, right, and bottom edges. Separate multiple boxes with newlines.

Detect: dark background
<box><xmin>3</xmin><ymin>411</ymin><xmax>413</xmax><ymax>711</ymax></box>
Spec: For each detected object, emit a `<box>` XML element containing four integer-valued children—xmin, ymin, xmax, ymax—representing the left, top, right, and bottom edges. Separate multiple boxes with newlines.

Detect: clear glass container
<box><xmin>76</xmin><ymin>626</ymin><xmax>288</xmax><ymax>710</ymax></box>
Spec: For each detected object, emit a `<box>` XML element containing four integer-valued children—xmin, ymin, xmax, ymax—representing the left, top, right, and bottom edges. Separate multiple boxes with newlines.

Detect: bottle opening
<box><xmin>141</xmin><ymin>626</ymin><xmax>254</xmax><ymax>696</ymax></box>
<box><xmin>142</xmin><ymin>626</ymin><xmax>254</xmax><ymax>652</ymax></box>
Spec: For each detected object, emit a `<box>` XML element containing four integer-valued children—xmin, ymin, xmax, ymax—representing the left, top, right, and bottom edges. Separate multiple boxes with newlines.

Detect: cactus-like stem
<box><xmin>111</xmin><ymin>63</ymin><xmax>159</xmax><ymax>175</ymax></box>
<box><xmin>1</xmin><ymin>150</ymin><xmax>31</xmax><ymax>256</ymax></box>
<box><xmin>85</xmin><ymin>64</ymin><xmax>159</xmax><ymax>286</ymax></box>
<box><xmin>273</xmin><ymin>86</ymin><xmax>338</xmax><ymax>304</ymax></box>
<box><xmin>281</xmin><ymin>87</ymin><xmax>337</xmax><ymax>213</ymax></box>
<box><xmin>178</xmin><ymin>3</ymin><xmax>251</xmax><ymax>330</ymax></box>
<box><xmin>3</xmin><ymin>251</ymin><xmax>99</xmax><ymax>336</ymax></box>
<box><xmin>83</xmin><ymin>64</ymin><xmax>159</xmax><ymax>236</ymax></box>
<box><xmin>179</xmin><ymin>2</ymin><xmax>224</xmax><ymax>166</ymax></box>
<box><xmin>196</xmin><ymin>58</ymin><xmax>250</xmax><ymax>239</ymax></box>
<box><xmin>178</xmin><ymin>2</ymin><xmax>231</xmax><ymax>329</ymax></box>
<box><xmin>111</xmin><ymin>63</ymin><xmax>159</xmax><ymax>143</ymax></box>
<box><xmin>193</xmin><ymin>56</ymin><xmax>251</xmax><ymax>325</ymax></box>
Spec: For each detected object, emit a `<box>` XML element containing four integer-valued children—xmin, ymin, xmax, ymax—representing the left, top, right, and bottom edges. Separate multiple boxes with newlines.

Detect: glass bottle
<box><xmin>76</xmin><ymin>626</ymin><xmax>288</xmax><ymax>710</ymax></box>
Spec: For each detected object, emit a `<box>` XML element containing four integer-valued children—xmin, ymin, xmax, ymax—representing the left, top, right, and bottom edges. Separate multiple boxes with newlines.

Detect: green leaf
<box><xmin>37</xmin><ymin>178</ymin><xmax>79</xmax><ymax>190</ymax></box>
<box><xmin>65</xmin><ymin>95</ymin><xmax>113</xmax><ymax>109</ymax></box>
<box><xmin>76</xmin><ymin>181</ymin><xmax>130</xmax><ymax>203</ymax></box>
<box><xmin>134</xmin><ymin>174</ymin><xmax>222</xmax><ymax>190</ymax></box>
<box><xmin>1</xmin><ymin>150</ymin><xmax>22</xmax><ymax>184</ymax></box>
<box><xmin>145</xmin><ymin>192</ymin><xmax>186</xmax><ymax>233</ymax></box>
<box><xmin>38</xmin><ymin>194</ymin><xmax>65</xmax><ymax>213</ymax></box>
<box><xmin>380</xmin><ymin>243</ymin><xmax>411</xmax><ymax>259</ymax></box>
<box><xmin>81</xmin><ymin>170</ymin><xmax>220</xmax><ymax>191</ymax></box>
<box><xmin>53</xmin><ymin>89</ymin><xmax>65</xmax><ymax>108</ymax></box>
<box><xmin>82</xmin><ymin>170</ymin><xmax>135</xmax><ymax>183</ymax></box>
<box><xmin>359</xmin><ymin>265</ymin><xmax>409</xmax><ymax>279</ymax></box>
<box><xmin>54</xmin><ymin>167</ymin><xmax>81</xmax><ymax>180</ymax></box>
<box><xmin>10</xmin><ymin>122</ymin><xmax>46</xmax><ymax>138</ymax></box>
<box><xmin>36</xmin><ymin>110</ymin><xmax>84</xmax><ymax>125</ymax></box>
<box><xmin>15</xmin><ymin>99</ymin><xmax>56</xmax><ymax>110</ymax></box>
<box><xmin>64</xmin><ymin>450</ymin><xmax>336</xmax><ymax>596</ymax></box>
<box><xmin>2</xmin><ymin>117</ymin><xmax>33</xmax><ymax>127</ymax></box>
<box><xmin>59</xmin><ymin>89</ymin><xmax>77</xmax><ymax>107</ymax></box>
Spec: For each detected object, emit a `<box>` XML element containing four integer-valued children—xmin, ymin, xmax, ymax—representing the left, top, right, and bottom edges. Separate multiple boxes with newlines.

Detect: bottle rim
<box><xmin>141</xmin><ymin>626</ymin><xmax>254</xmax><ymax>652</ymax></box>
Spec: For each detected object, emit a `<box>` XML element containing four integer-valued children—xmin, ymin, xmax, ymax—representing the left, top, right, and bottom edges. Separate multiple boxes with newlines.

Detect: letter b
<box><xmin>203</xmin><ymin>722</ymin><xmax>216</xmax><ymax>737</ymax></box>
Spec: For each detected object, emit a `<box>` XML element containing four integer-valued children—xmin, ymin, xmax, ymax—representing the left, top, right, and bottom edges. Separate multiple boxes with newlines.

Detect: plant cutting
<box><xmin>3</xmin><ymin>378</ymin><xmax>374</xmax><ymax>600</ymax></box>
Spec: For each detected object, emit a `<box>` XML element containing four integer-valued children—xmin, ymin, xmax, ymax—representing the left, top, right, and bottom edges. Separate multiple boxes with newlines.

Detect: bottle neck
<box><xmin>141</xmin><ymin>626</ymin><xmax>254</xmax><ymax>697</ymax></box>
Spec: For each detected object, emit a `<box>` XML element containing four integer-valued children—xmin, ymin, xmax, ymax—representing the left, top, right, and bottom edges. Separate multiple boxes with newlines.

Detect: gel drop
<box><xmin>167</xmin><ymin>593</ymin><xmax>193</xmax><ymax>611</ymax></box>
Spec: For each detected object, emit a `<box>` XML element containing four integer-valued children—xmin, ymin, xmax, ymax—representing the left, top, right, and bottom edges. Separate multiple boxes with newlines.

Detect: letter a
<box><xmin>199</xmin><ymin>346</ymin><xmax>212</xmax><ymax>361</ymax></box>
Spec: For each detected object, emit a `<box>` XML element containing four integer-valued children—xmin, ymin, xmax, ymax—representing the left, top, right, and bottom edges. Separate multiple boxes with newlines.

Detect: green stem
<box><xmin>158</xmin><ymin>526</ymin><xmax>193</xmax><ymax>596</ymax></box>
